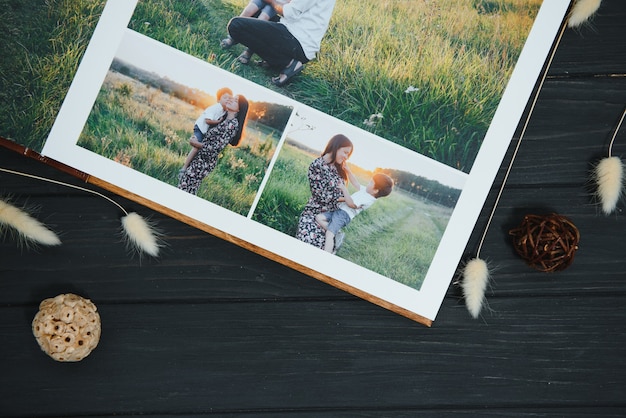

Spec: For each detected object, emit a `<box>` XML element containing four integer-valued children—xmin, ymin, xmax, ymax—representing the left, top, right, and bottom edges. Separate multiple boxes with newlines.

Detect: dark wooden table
<box><xmin>1</xmin><ymin>2</ymin><xmax>625</xmax><ymax>417</ymax></box>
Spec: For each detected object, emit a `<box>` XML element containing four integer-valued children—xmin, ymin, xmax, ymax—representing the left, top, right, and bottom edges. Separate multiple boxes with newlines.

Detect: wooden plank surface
<box><xmin>1</xmin><ymin>1</ymin><xmax>626</xmax><ymax>417</ymax></box>
<box><xmin>1</xmin><ymin>297</ymin><xmax>625</xmax><ymax>416</ymax></box>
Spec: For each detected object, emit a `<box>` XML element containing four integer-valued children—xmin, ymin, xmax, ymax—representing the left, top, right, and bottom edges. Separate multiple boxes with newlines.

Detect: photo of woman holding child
<box><xmin>295</xmin><ymin>134</ymin><xmax>354</xmax><ymax>250</ymax></box>
<box><xmin>179</xmin><ymin>87</ymin><xmax>233</xmax><ymax>174</ymax></box>
<box><xmin>177</xmin><ymin>94</ymin><xmax>249</xmax><ymax>195</ymax></box>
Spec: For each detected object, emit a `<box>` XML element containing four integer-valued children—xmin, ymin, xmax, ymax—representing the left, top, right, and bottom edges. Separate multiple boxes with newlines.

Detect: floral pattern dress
<box><xmin>178</xmin><ymin>117</ymin><xmax>239</xmax><ymax>195</ymax></box>
<box><xmin>295</xmin><ymin>157</ymin><xmax>345</xmax><ymax>249</ymax></box>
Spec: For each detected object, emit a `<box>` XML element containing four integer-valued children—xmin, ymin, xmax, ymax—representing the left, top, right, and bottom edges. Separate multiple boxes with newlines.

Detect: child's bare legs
<box><xmin>315</xmin><ymin>213</ymin><xmax>335</xmax><ymax>253</ymax></box>
<box><xmin>323</xmin><ymin>230</ymin><xmax>335</xmax><ymax>253</ymax></box>
<box><xmin>182</xmin><ymin>145</ymin><xmax>199</xmax><ymax>171</ymax></box>
<box><xmin>240</xmin><ymin>2</ymin><xmax>261</xmax><ymax>17</ymax></box>
<box><xmin>257</xmin><ymin>11</ymin><xmax>273</xmax><ymax>20</ymax></box>
<box><xmin>222</xmin><ymin>2</ymin><xmax>264</xmax><ymax>49</ymax></box>
<box><xmin>182</xmin><ymin>126</ymin><xmax>204</xmax><ymax>171</ymax></box>
<box><xmin>315</xmin><ymin>213</ymin><xmax>329</xmax><ymax>231</ymax></box>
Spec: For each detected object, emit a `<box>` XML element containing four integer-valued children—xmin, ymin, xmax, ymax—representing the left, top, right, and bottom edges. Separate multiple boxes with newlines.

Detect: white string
<box><xmin>0</xmin><ymin>167</ymin><xmax>129</xmax><ymax>216</ymax></box>
<box><xmin>607</xmin><ymin>108</ymin><xmax>626</xmax><ymax>157</ymax></box>
<box><xmin>475</xmin><ymin>21</ymin><xmax>568</xmax><ymax>258</ymax></box>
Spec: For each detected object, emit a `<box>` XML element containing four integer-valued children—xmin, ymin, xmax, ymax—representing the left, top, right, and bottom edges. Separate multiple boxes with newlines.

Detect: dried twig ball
<box><xmin>509</xmin><ymin>213</ymin><xmax>580</xmax><ymax>272</ymax></box>
<box><xmin>32</xmin><ymin>293</ymin><xmax>101</xmax><ymax>362</ymax></box>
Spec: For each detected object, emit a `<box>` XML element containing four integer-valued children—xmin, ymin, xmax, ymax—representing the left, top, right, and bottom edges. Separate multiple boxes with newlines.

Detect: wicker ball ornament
<box><xmin>32</xmin><ymin>293</ymin><xmax>101</xmax><ymax>362</ymax></box>
<box><xmin>509</xmin><ymin>214</ymin><xmax>580</xmax><ymax>272</ymax></box>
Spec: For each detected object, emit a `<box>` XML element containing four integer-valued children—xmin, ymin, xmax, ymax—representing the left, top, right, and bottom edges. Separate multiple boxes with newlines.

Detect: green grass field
<box><xmin>130</xmin><ymin>0</ymin><xmax>541</xmax><ymax>172</ymax></box>
<box><xmin>3</xmin><ymin>0</ymin><xmax>540</xmax><ymax>174</ymax></box>
<box><xmin>1</xmin><ymin>0</ymin><xmax>105</xmax><ymax>149</ymax></box>
<box><xmin>338</xmin><ymin>191</ymin><xmax>452</xmax><ymax>289</ymax></box>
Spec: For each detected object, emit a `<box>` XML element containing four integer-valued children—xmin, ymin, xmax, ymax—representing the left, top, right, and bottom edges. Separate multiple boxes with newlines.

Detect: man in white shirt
<box><xmin>227</xmin><ymin>0</ymin><xmax>336</xmax><ymax>86</ymax></box>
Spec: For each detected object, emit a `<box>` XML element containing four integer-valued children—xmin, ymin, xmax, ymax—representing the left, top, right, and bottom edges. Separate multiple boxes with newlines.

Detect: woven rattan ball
<box><xmin>509</xmin><ymin>213</ymin><xmax>580</xmax><ymax>272</ymax></box>
<box><xmin>32</xmin><ymin>293</ymin><xmax>101</xmax><ymax>362</ymax></box>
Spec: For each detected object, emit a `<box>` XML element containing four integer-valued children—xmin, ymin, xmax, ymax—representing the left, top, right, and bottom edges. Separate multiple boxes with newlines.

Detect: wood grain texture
<box><xmin>1</xmin><ymin>1</ymin><xmax>626</xmax><ymax>416</ymax></box>
<box><xmin>0</xmin><ymin>142</ymin><xmax>432</xmax><ymax>326</ymax></box>
<box><xmin>1</xmin><ymin>297</ymin><xmax>624</xmax><ymax>416</ymax></box>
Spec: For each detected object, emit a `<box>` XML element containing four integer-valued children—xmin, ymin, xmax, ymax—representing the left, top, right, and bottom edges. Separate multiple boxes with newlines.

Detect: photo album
<box><xmin>1</xmin><ymin>1</ymin><xmax>571</xmax><ymax>325</ymax></box>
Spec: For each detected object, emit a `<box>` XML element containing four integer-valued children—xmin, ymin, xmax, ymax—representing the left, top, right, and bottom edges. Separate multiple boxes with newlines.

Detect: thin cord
<box><xmin>0</xmin><ymin>167</ymin><xmax>129</xmax><ymax>215</ymax></box>
<box><xmin>608</xmin><ymin>107</ymin><xmax>626</xmax><ymax>157</ymax></box>
<box><xmin>475</xmin><ymin>20</ymin><xmax>568</xmax><ymax>258</ymax></box>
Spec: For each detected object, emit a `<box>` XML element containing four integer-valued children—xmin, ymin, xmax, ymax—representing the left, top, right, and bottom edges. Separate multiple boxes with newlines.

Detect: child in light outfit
<box><xmin>181</xmin><ymin>87</ymin><xmax>232</xmax><ymax>173</ymax></box>
<box><xmin>316</xmin><ymin>172</ymin><xmax>394</xmax><ymax>254</ymax></box>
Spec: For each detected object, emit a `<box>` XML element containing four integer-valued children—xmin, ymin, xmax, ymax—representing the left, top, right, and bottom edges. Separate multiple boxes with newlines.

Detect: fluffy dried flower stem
<box><xmin>593</xmin><ymin>108</ymin><xmax>625</xmax><ymax>214</ymax></box>
<box><xmin>567</xmin><ymin>0</ymin><xmax>602</xmax><ymax>28</ymax></box>
<box><xmin>0</xmin><ymin>167</ymin><xmax>161</xmax><ymax>256</ymax></box>
<box><xmin>461</xmin><ymin>258</ymin><xmax>489</xmax><ymax>319</ymax></box>
<box><xmin>0</xmin><ymin>199</ymin><xmax>61</xmax><ymax>246</ymax></box>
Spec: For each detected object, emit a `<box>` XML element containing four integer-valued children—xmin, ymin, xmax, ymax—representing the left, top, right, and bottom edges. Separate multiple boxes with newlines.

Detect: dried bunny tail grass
<box><xmin>1</xmin><ymin>167</ymin><xmax>163</xmax><ymax>256</ymax></box>
<box><xmin>461</xmin><ymin>258</ymin><xmax>490</xmax><ymax>319</ymax></box>
<box><xmin>0</xmin><ymin>198</ymin><xmax>61</xmax><ymax>246</ymax></box>
<box><xmin>594</xmin><ymin>156</ymin><xmax>624</xmax><ymax>215</ymax></box>
<box><xmin>121</xmin><ymin>212</ymin><xmax>161</xmax><ymax>257</ymax></box>
<box><xmin>567</xmin><ymin>0</ymin><xmax>602</xmax><ymax>28</ymax></box>
<box><xmin>593</xmin><ymin>108</ymin><xmax>626</xmax><ymax>215</ymax></box>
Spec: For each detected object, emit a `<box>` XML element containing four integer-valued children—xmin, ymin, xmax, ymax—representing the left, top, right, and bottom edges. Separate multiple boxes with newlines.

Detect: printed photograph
<box><xmin>253</xmin><ymin>107</ymin><xmax>465</xmax><ymax>289</ymax></box>
<box><xmin>77</xmin><ymin>30</ymin><xmax>294</xmax><ymax>215</ymax></box>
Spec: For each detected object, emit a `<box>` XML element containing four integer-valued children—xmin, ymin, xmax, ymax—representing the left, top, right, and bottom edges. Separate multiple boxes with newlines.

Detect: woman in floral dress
<box><xmin>296</xmin><ymin>134</ymin><xmax>354</xmax><ymax>250</ymax></box>
<box><xmin>178</xmin><ymin>95</ymin><xmax>248</xmax><ymax>195</ymax></box>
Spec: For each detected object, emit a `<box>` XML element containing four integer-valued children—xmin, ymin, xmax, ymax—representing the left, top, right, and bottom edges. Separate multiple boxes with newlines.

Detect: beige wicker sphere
<box><xmin>32</xmin><ymin>293</ymin><xmax>101</xmax><ymax>362</ymax></box>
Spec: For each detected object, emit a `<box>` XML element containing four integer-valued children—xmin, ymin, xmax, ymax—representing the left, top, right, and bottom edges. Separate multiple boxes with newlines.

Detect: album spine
<box><xmin>0</xmin><ymin>136</ymin><xmax>90</xmax><ymax>182</ymax></box>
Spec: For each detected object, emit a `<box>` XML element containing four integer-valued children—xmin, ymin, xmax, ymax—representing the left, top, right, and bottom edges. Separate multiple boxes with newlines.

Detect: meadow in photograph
<box><xmin>1</xmin><ymin>0</ymin><xmax>106</xmax><ymax>150</ymax></box>
<box><xmin>77</xmin><ymin>66</ymin><xmax>291</xmax><ymax>215</ymax></box>
<box><xmin>129</xmin><ymin>0</ymin><xmax>542</xmax><ymax>172</ymax></box>
<box><xmin>3</xmin><ymin>0</ymin><xmax>541</xmax><ymax>172</ymax></box>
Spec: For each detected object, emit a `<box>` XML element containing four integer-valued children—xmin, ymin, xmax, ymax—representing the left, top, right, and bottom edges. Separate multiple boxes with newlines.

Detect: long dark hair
<box><xmin>321</xmin><ymin>134</ymin><xmax>353</xmax><ymax>180</ymax></box>
<box><xmin>229</xmin><ymin>95</ymin><xmax>249</xmax><ymax>146</ymax></box>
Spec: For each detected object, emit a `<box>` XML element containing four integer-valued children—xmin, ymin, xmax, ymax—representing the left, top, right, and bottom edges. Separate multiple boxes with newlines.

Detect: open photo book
<box><xmin>1</xmin><ymin>1</ymin><xmax>572</xmax><ymax>325</ymax></box>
